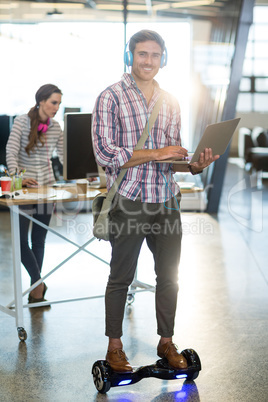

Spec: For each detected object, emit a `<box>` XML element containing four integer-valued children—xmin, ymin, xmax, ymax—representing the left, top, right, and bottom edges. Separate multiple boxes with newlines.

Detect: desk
<box><xmin>0</xmin><ymin>184</ymin><xmax>203</xmax><ymax>341</ymax></box>
<box><xmin>0</xmin><ymin>185</ymin><xmax>155</xmax><ymax>341</ymax></box>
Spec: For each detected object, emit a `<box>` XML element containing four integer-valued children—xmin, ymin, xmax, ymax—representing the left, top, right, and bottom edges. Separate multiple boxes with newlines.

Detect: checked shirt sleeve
<box><xmin>92</xmin><ymin>91</ymin><xmax>133</xmax><ymax>171</ymax></box>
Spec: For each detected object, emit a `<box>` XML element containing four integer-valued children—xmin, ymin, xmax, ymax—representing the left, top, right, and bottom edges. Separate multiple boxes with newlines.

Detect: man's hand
<box><xmin>155</xmin><ymin>146</ymin><xmax>189</xmax><ymax>161</ymax></box>
<box><xmin>189</xmin><ymin>147</ymin><xmax>220</xmax><ymax>173</ymax></box>
<box><xmin>122</xmin><ymin>146</ymin><xmax>189</xmax><ymax>168</ymax></box>
<box><xmin>173</xmin><ymin>148</ymin><xmax>220</xmax><ymax>173</ymax></box>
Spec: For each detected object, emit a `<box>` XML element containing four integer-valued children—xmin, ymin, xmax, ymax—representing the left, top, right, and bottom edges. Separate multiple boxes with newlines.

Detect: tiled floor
<box><xmin>0</xmin><ymin>159</ymin><xmax>267</xmax><ymax>402</ymax></box>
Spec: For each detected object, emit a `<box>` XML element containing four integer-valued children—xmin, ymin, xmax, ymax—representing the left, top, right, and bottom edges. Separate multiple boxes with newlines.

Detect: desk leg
<box><xmin>10</xmin><ymin>205</ymin><xmax>27</xmax><ymax>341</ymax></box>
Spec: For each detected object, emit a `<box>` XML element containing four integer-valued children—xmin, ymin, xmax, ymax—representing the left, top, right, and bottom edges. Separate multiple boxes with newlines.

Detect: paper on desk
<box><xmin>13</xmin><ymin>193</ymin><xmax>56</xmax><ymax>200</ymax></box>
<box><xmin>12</xmin><ymin>188</ymin><xmax>100</xmax><ymax>201</ymax></box>
<box><xmin>178</xmin><ymin>182</ymin><xmax>195</xmax><ymax>190</ymax></box>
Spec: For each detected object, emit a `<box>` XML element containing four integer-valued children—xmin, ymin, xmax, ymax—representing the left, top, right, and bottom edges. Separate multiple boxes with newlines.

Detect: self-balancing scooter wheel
<box><xmin>181</xmin><ymin>348</ymin><xmax>201</xmax><ymax>380</ymax></box>
<box><xmin>92</xmin><ymin>361</ymin><xmax>111</xmax><ymax>394</ymax></box>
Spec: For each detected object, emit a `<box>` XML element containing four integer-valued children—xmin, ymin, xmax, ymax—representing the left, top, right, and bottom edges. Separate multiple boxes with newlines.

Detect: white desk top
<box><xmin>0</xmin><ymin>185</ymin><xmax>106</xmax><ymax>207</ymax></box>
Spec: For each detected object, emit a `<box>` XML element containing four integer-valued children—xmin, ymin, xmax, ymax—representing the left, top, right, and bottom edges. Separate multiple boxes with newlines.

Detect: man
<box><xmin>92</xmin><ymin>30</ymin><xmax>219</xmax><ymax>372</ymax></box>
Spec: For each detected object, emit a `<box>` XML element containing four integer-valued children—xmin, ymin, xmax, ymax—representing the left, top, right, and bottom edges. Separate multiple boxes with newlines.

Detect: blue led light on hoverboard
<box><xmin>175</xmin><ymin>391</ymin><xmax>187</xmax><ymax>399</ymax></box>
<box><xmin>176</xmin><ymin>374</ymin><xmax>187</xmax><ymax>379</ymax></box>
<box><xmin>118</xmin><ymin>379</ymin><xmax>132</xmax><ymax>386</ymax></box>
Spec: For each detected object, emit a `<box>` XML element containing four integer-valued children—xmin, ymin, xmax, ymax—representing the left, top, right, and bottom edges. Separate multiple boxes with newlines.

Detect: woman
<box><xmin>6</xmin><ymin>84</ymin><xmax>63</xmax><ymax>303</ymax></box>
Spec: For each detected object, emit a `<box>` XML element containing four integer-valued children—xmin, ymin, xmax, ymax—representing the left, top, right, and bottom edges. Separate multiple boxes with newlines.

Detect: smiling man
<box><xmin>92</xmin><ymin>30</ymin><xmax>218</xmax><ymax>373</ymax></box>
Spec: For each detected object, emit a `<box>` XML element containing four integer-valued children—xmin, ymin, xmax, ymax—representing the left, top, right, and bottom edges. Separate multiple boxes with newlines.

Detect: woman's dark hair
<box><xmin>129</xmin><ymin>30</ymin><xmax>165</xmax><ymax>55</ymax></box>
<box><xmin>26</xmin><ymin>84</ymin><xmax>62</xmax><ymax>154</ymax></box>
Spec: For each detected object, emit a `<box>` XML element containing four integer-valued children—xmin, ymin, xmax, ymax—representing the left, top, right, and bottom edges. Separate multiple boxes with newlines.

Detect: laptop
<box><xmin>156</xmin><ymin>118</ymin><xmax>241</xmax><ymax>164</ymax></box>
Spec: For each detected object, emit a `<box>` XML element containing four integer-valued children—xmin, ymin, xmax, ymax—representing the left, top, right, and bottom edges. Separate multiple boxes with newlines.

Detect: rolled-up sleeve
<box><xmin>165</xmin><ymin>95</ymin><xmax>181</xmax><ymax>147</ymax></box>
<box><xmin>92</xmin><ymin>90</ymin><xmax>133</xmax><ymax>171</ymax></box>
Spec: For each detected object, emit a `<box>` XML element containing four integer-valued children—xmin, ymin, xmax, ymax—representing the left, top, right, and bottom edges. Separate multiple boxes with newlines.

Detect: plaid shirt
<box><xmin>92</xmin><ymin>73</ymin><xmax>181</xmax><ymax>203</ymax></box>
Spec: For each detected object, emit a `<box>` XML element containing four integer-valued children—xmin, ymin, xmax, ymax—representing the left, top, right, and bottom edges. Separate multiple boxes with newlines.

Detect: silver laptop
<box><xmin>157</xmin><ymin>118</ymin><xmax>241</xmax><ymax>164</ymax></box>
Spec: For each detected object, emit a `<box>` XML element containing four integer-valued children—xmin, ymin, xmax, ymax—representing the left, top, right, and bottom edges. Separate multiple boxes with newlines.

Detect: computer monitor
<box><xmin>63</xmin><ymin>112</ymin><xmax>106</xmax><ymax>187</ymax></box>
<box><xmin>0</xmin><ymin>115</ymin><xmax>14</xmax><ymax>167</ymax></box>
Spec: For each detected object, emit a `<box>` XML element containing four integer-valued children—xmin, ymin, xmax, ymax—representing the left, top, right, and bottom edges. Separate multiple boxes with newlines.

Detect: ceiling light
<box><xmin>172</xmin><ymin>0</ymin><xmax>215</xmax><ymax>8</ymax></box>
<box><xmin>63</xmin><ymin>13</ymin><xmax>96</xmax><ymax>19</ymax></box>
<box><xmin>96</xmin><ymin>1</ymin><xmax>215</xmax><ymax>12</ymax></box>
<box><xmin>0</xmin><ymin>3</ymin><xmax>18</xmax><ymax>9</ymax></box>
<box><xmin>31</xmin><ymin>3</ymin><xmax>84</xmax><ymax>9</ymax></box>
<box><xmin>22</xmin><ymin>14</ymin><xmax>45</xmax><ymax>19</ymax></box>
<box><xmin>96</xmin><ymin>4</ymin><xmax>158</xmax><ymax>11</ymax></box>
<box><xmin>0</xmin><ymin>14</ymin><xmax>14</xmax><ymax>19</ymax></box>
<box><xmin>96</xmin><ymin>4</ymin><xmax>123</xmax><ymax>11</ymax></box>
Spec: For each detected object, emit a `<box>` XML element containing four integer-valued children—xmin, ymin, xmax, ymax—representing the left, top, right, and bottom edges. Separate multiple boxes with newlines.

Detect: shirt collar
<box><xmin>122</xmin><ymin>73</ymin><xmax>160</xmax><ymax>92</ymax></box>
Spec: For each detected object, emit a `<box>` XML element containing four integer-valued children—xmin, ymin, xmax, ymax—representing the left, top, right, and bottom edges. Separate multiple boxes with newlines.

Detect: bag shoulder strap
<box><xmin>106</xmin><ymin>91</ymin><xmax>165</xmax><ymax>202</ymax></box>
<box><xmin>134</xmin><ymin>90</ymin><xmax>165</xmax><ymax>151</ymax></box>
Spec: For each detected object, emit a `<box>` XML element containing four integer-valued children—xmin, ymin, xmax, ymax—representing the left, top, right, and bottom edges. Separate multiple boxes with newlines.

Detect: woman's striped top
<box><xmin>6</xmin><ymin>114</ymin><xmax>63</xmax><ymax>185</ymax></box>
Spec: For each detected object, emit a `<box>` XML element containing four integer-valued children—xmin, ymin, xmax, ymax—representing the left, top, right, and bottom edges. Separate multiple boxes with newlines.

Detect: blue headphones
<box><xmin>124</xmin><ymin>43</ymin><xmax>168</xmax><ymax>68</ymax></box>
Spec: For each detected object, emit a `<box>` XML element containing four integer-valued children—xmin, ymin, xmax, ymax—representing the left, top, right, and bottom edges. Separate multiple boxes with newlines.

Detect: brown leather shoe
<box><xmin>157</xmin><ymin>341</ymin><xmax>187</xmax><ymax>369</ymax></box>
<box><xmin>106</xmin><ymin>349</ymin><xmax>133</xmax><ymax>372</ymax></box>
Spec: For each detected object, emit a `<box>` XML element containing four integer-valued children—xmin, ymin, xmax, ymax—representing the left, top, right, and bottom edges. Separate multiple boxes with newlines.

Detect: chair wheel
<box><xmin>127</xmin><ymin>294</ymin><xmax>135</xmax><ymax>305</ymax></box>
<box><xmin>17</xmin><ymin>327</ymin><xmax>27</xmax><ymax>341</ymax></box>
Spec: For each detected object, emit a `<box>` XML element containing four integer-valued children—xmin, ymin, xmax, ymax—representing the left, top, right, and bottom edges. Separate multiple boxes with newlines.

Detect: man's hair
<box><xmin>129</xmin><ymin>30</ymin><xmax>165</xmax><ymax>55</ymax></box>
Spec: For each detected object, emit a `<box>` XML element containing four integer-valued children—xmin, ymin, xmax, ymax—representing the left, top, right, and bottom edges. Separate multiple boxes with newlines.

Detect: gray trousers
<box><xmin>105</xmin><ymin>193</ymin><xmax>182</xmax><ymax>339</ymax></box>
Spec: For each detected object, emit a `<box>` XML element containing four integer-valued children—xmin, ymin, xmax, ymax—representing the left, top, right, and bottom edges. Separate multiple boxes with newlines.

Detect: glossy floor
<box><xmin>0</xmin><ymin>160</ymin><xmax>267</xmax><ymax>402</ymax></box>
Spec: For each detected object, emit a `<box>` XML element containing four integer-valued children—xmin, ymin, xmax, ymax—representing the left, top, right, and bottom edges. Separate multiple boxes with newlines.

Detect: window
<box><xmin>0</xmin><ymin>21</ymin><xmax>190</xmax><ymax>141</ymax></box>
<box><xmin>237</xmin><ymin>5</ymin><xmax>268</xmax><ymax>112</ymax></box>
